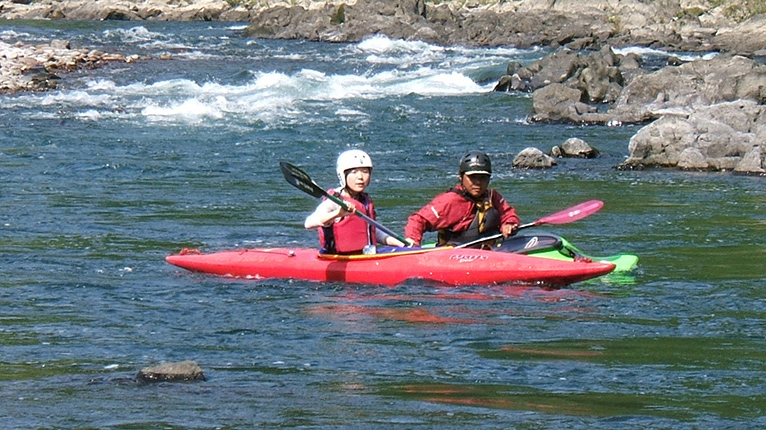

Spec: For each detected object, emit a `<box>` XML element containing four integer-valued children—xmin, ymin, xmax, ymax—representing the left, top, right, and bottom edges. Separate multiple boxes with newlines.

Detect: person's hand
<box><xmin>390</xmin><ymin>238</ymin><xmax>407</xmax><ymax>247</ymax></box>
<box><xmin>337</xmin><ymin>204</ymin><xmax>355</xmax><ymax>219</ymax></box>
<box><xmin>404</xmin><ymin>238</ymin><xmax>418</xmax><ymax>247</ymax></box>
<box><xmin>501</xmin><ymin>223</ymin><xmax>518</xmax><ymax>237</ymax></box>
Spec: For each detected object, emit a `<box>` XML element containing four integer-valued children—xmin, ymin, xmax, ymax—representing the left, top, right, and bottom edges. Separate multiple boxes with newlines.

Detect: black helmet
<box><xmin>458</xmin><ymin>151</ymin><xmax>492</xmax><ymax>175</ymax></box>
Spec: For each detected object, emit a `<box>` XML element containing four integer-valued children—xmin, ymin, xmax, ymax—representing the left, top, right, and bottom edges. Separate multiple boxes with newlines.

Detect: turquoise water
<box><xmin>1</xmin><ymin>20</ymin><xmax>765</xmax><ymax>429</ymax></box>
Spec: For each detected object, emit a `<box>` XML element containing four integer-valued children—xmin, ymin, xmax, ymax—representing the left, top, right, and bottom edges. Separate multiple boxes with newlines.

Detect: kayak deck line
<box><xmin>316</xmin><ymin>246</ymin><xmax>454</xmax><ymax>261</ymax></box>
<box><xmin>178</xmin><ymin>247</ymin><xmax>300</xmax><ymax>257</ymax></box>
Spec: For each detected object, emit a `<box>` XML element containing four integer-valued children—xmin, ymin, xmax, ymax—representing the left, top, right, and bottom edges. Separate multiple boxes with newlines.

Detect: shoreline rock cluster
<box><xmin>0</xmin><ymin>0</ymin><xmax>252</xmax><ymax>21</ymax></box>
<box><xmin>0</xmin><ymin>0</ymin><xmax>246</xmax><ymax>94</ymax></box>
<box><xmin>494</xmin><ymin>46</ymin><xmax>766</xmax><ymax>174</ymax></box>
<box><xmin>0</xmin><ymin>39</ymin><xmax>134</xmax><ymax>94</ymax></box>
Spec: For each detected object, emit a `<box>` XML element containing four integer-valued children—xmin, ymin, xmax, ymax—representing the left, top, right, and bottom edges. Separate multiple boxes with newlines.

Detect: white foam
<box><xmin>357</xmin><ymin>35</ymin><xmax>441</xmax><ymax>55</ymax></box>
<box><xmin>52</xmin><ymin>62</ymin><xmax>489</xmax><ymax>125</ymax></box>
<box><xmin>77</xmin><ymin>109</ymin><xmax>103</xmax><ymax>121</ymax></box>
<box><xmin>614</xmin><ymin>46</ymin><xmax>717</xmax><ymax>62</ymax></box>
<box><xmin>355</xmin><ymin>35</ymin><xmax>446</xmax><ymax>68</ymax></box>
<box><xmin>38</xmin><ymin>90</ymin><xmax>114</xmax><ymax>107</ymax></box>
<box><xmin>142</xmin><ymin>98</ymin><xmax>225</xmax><ymax>121</ymax></box>
<box><xmin>0</xmin><ymin>29</ymin><xmax>30</xmax><ymax>40</ymax></box>
<box><xmin>5</xmin><ymin>31</ymin><xmax>541</xmax><ymax>126</ymax></box>
<box><xmin>335</xmin><ymin>108</ymin><xmax>368</xmax><ymax>117</ymax></box>
<box><xmin>102</xmin><ymin>26</ymin><xmax>165</xmax><ymax>43</ymax></box>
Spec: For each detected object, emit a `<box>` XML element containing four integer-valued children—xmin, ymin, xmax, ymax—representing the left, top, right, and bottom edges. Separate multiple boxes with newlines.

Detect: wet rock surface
<box><xmin>136</xmin><ymin>360</ymin><xmax>206</xmax><ymax>383</ymax></box>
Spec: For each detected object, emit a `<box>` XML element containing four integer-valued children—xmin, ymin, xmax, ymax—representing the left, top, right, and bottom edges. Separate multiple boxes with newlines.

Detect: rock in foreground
<box><xmin>136</xmin><ymin>360</ymin><xmax>206</xmax><ymax>383</ymax></box>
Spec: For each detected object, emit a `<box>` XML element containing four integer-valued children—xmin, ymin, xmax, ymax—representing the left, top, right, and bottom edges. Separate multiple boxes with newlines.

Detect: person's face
<box><xmin>345</xmin><ymin>167</ymin><xmax>371</xmax><ymax>194</ymax></box>
<box><xmin>460</xmin><ymin>173</ymin><xmax>490</xmax><ymax>199</ymax></box>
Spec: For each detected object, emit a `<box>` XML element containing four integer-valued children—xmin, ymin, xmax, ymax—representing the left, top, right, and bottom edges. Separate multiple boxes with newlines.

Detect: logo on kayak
<box><xmin>524</xmin><ymin>237</ymin><xmax>539</xmax><ymax>249</ymax></box>
<box><xmin>449</xmin><ymin>254</ymin><xmax>489</xmax><ymax>263</ymax></box>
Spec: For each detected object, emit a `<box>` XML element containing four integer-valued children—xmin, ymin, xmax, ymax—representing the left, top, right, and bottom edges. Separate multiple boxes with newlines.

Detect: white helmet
<box><xmin>336</xmin><ymin>149</ymin><xmax>373</xmax><ymax>188</ymax></box>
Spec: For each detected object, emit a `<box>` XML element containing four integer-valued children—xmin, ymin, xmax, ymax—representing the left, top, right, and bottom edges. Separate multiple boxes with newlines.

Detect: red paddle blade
<box><xmin>535</xmin><ymin>200</ymin><xmax>604</xmax><ymax>225</ymax></box>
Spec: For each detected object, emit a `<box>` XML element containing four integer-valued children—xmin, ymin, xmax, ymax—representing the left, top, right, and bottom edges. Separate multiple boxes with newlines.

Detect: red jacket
<box><xmin>404</xmin><ymin>185</ymin><xmax>519</xmax><ymax>245</ymax></box>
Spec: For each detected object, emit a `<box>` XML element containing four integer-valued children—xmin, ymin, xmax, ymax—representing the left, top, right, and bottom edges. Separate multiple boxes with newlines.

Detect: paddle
<box><xmin>455</xmin><ymin>199</ymin><xmax>604</xmax><ymax>249</ymax></box>
<box><xmin>280</xmin><ymin>161</ymin><xmax>409</xmax><ymax>244</ymax></box>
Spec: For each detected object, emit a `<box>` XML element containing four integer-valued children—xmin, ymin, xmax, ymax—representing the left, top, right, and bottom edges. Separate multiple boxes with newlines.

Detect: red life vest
<box><xmin>319</xmin><ymin>190</ymin><xmax>376</xmax><ymax>254</ymax></box>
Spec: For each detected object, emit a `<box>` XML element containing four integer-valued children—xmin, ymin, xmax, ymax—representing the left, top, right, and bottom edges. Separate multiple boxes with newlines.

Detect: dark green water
<box><xmin>1</xmin><ymin>20</ymin><xmax>764</xmax><ymax>429</ymax></box>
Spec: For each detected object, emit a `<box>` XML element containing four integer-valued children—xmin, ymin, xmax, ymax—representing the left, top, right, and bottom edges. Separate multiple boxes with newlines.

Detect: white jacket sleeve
<box><xmin>304</xmin><ymin>198</ymin><xmax>342</xmax><ymax>229</ymax></box>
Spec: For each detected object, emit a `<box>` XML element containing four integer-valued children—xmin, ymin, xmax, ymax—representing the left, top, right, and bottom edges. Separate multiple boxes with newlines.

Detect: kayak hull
<box><xmin>166</xmin><ymin>247</ymin><xmax>616</xmax><ymax>287</ymax></box>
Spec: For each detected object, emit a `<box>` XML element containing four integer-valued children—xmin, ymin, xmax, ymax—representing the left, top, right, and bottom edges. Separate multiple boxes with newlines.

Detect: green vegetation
<box><xmin>678</xmin><ymin>6</ymin><xmax>707</xmax><ymax>18</ymax></box>
<box><xmin>225</xmin><ymin>0</ymin><xmax>256</xmax><ymax>7</ymax></box>
<box><xmin>330</xmin><ymin>3</ymin><xmax>345</xmax><ymax>24</ymax></box>
<box><xmin>719</xmin><ymin>0</ymin><xmax>766</xmax><ymax>21</ymax></box>
<box><xmin>606</xmin><ymin>14</ymin><xmax>621</xmax><ymax>31</ymax></box>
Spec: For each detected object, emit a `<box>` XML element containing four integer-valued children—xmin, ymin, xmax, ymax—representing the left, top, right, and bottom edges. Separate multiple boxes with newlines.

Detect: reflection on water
<box><xmin>378</xmin><ymin>381</ymin><xmax>766</xmax><ymax>420</ymax></box>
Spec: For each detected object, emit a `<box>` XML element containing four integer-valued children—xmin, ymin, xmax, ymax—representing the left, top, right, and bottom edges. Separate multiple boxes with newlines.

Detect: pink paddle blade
<box><xmin>535</xmin><ymin>200</ymin><xmax>604</xmax><ymax>225</ymax></box>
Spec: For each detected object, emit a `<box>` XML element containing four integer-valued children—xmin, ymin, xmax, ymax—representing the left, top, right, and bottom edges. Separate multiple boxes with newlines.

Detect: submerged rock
<box><xmin>136</xmin><ymin>360</ymin><xmax>206</xmax><ymax>383</ymax></box>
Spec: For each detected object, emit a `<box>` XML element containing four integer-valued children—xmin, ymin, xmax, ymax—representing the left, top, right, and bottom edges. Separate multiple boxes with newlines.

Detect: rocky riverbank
<box><xmin>3</xmin><ymin>0</ymin><xmax>766</xmax><ymax>54</ymax></box>
<box><xmin>0</xmin><ymin>39</ymin><xmax>137</xmax><ymax>93</ymax></box>
<box><xmin>242</xmin><ymin>0</ymin><xmax>766</xmax><ymax>55</ymax></box>
<box><xmin>1</xmin><ymin>0</ymin><xmax>765</xmax><ymax>174</ymax></box>
<box><xmin>0</xmin><ymin>0</ymin><xmax>247</xmax><ymax>93</ymax></box>
<box><xmin>0</xmin><ymin>0</ymin><xmax>251</xmax><ymax>21</ymax></box>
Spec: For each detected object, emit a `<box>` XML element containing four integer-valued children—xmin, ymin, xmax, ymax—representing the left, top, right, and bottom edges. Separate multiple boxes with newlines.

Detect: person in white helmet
<box><xmin>305</xmin><ymin>149</ymin><xmax>407</xmax><ymax>254</ymax></box>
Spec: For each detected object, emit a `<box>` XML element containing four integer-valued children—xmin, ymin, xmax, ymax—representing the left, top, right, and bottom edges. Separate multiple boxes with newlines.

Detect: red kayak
<box><xmin>165</xmin><ymin>246</ymin><xmax>615</xmax><ymax>287</ymax></box>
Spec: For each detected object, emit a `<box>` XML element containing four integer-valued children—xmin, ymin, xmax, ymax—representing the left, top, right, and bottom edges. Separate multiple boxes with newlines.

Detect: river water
<box><xmin>1</xmin><ymin>20</ymin><xmax>765</xmax><ymax>429</ymax></box>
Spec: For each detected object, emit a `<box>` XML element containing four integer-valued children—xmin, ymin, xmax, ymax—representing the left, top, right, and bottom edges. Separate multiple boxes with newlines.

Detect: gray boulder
<box><xmin>677</xmin><ymin>147</ymin><xmax>710</xmax><ymax>170</ymax></box>
<box><xmin>713</xmin><ymin>15</ymin><xmax>766</xmax><ymax>56</ymax></box>
<box><xmin>551</xmin><ymin>138</ymin><xmax>599</xmax><ymax>158</ymax></box>
<box><xmin>502</xmin><ymin>49</ymin><xmax>766</xmax><ymax>128</ymax></box>
<box><xmin>531</xmin><ymin>83</ymin><xmax>593</xmax><ymax>123</ymax></box>
<box><xmin>608</xmin><ymin>54</ymin><xmax>766</xmax><ymax>125</ymax></box>
<box><xmin>501</xmin><ymin>46</ymin><xmax>639</xmax><ymax>123</ymax></box>
<box><xmin>735</xmin><ymin>146</ymin><xmax>766</xmax><ymax>174</ymax></box>
<box><xmin>618</xmin><ymin>100</ymin><xmax>766</xmax><ymax>174</ymax></box>
<box><xmin>513</xmin><ymin>147</ymin><xmax>557</xmax><ymax>169</ymax></box>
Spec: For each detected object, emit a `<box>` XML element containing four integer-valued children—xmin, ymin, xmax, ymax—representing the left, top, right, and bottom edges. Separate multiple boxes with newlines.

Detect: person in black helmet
<box><xmin>404</xmin><ymin>151</ymin><xmax>519</xmax><ymax>247</ymax></box>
